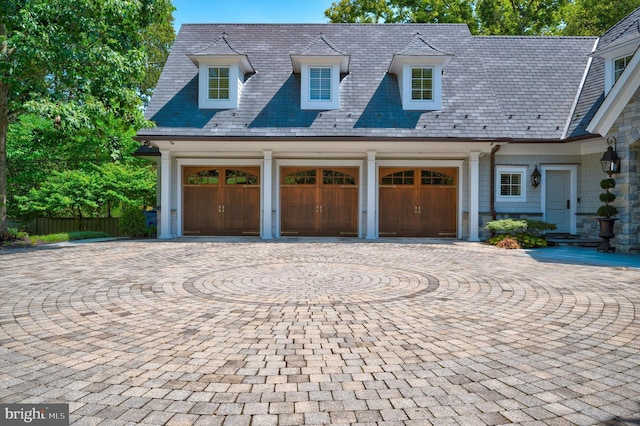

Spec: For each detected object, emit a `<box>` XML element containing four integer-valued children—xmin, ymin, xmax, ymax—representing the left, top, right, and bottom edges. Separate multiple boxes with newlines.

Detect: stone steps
<box><xmin>546</xmin><ymin>233</ymin><xmax>600</xmax><ymax>247</ymax></box>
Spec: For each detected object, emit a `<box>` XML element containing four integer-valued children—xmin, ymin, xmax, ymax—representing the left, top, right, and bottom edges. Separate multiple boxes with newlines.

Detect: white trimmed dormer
<box><xmin>188</xmin><ymin>34</ymin><xmax>254</xmax><ymax>109</ymax></box>
<box><xmin>592</xmin><ymin>28</ymin><xmax>640</xmax><ymax>94</ymax></box>
<box><xmin>291</xmin><ymin>35</ymin><xmax>350</xmax><ymax>110</ymax></box>
<box><xmin>389</xmin><ymin>34</ymin><xmax>453</xmax><ymax>111</ymax></box>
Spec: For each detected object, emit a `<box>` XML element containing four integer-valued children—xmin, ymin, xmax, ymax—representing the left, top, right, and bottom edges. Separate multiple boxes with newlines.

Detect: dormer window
<box><xmin>187</xmin><ymin>34</ymin><xmax>254</xmax><ymax>110</ymax></box>
<box><xmin>291</xmin><ymin>35</ymin><xmax>349</xmax><ymax>111</ymax></box>
<box><xmin>208</xmin><ymin>67</ymin><xmax>230</xmax><ymax>100</ymax></box>
<box><xmin>592</xmin><ymin>36</ymin><xmax>640</xmax><ymax>94</ymax></box>
<box><xmin>389</xmin><ymin>34</ymin><xmax>453</xmax><ymax>111</ymax></box>
<box><xmin>614</xmin><ymin>54</ymin><xmax>633</xmax><ymax>83</ymax></box>
<box><xmin>309</xmin><ymin>67</ymin><xmax>332</xmax><ymax>101</ymax></box>
<box><xmin>296</xmin><ymin>64</ymin><xmax>341</xmax><ymax>109</ymax></box>
<box><xmin>411</xmin><ymin>67</ymin><xmax>433</xmax><ymax>101</ymax></box>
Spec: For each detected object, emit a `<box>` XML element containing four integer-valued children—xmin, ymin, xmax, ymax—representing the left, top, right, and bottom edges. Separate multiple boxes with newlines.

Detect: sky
<box><xmin>172</xmin><ymin>0</ymin><xmax>335</xmax><ymax>30</ymax></box>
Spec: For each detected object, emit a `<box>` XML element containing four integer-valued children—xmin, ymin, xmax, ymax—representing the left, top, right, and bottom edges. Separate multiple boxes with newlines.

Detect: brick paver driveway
<box><xmin>1</xmin><ymin>239</ymin><xmax>639</xmax><ymax>425</ymax></box>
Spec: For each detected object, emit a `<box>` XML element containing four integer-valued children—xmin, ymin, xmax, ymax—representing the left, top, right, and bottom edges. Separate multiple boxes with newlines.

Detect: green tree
<box><xmin>16</xmin><ymin>162</ymin><xmax>155</xmax><ymax>220</ymax></box>
<box><xmin>476</xmin><ymin>0</ymin><xmax>569</xmax><ymax>35</ymax></box>
<box><xmin>0</xmin><ymin>0</ymin><xmax>173</xmax><ymax>234</ymax></box>
<box><xmin>326</xmin><ymin>0</ymin><xmax>604</xmax><ymax>35</ymax></box>
<box><xmin>325</xmin><ymin>0</ymin><xmax>394</xmax><ymax>23</ymax></box>
<box><xmin>8</xmin><ymin>111</ymin><xmax>156</xmax><ymax>220</ymax></box>
<box><xmin>140</xmin><ymin>0</ymin><xmax>175</xmax><ymax>105</ymax></box>
<box><xmin>394</xmin><ymin>0</ymin><xmax>476</xmax><ymax>27</ymax></box>
<box><xmin>561</xmin><ymin>0</ymin><xmax>640</xmax><ymax>36</ymax></box>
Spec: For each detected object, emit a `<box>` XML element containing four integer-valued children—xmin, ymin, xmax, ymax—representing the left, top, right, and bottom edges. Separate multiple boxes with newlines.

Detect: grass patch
<box><xmin>2</xmin><ymin>229</ymin><xmax>111</xmax><ymax>247</ymax></box>
<box><xmin>28</xmin><ymin>231</ymin><xmax>110</xmax><ymax>244</ymax></box>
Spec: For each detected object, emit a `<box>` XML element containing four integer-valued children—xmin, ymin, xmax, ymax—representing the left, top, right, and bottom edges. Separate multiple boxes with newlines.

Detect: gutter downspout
<box><xmin>490</xmin><ymin>144</ymin><xmax>501</xmax><ymax>221</ymax></box>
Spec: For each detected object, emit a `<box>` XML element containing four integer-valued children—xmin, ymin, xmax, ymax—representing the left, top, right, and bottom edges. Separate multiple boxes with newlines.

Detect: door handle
<box><xmin>415</xmin><ymin>206</ymin><xmax>421</xmax><ymax>214</ymax></box>
<box><xmin>316</xmin><ymin>206</ymin><xmax>323</xmax><ymax>213</ymax></box>
<box><xmin>566</xmin><ymin>200</ymin><xmax>570</xmax><ymax>209</ymax></box>
<box><xmin>219</xmin><ymin>205</ymin><xmax>225</xmax><ymax>213</ymax></box>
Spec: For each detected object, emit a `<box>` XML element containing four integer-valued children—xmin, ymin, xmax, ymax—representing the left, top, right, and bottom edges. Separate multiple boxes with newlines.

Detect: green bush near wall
<box><xmin>485</xmin><ymin>218</ymin><xmax>557</xmax><ymax>248</ymax></box>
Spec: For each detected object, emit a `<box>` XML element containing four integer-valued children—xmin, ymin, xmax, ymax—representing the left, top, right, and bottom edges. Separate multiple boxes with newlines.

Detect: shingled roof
<box><xmin>139</xmin><ymin>23</ymin><xmax>597</xmax><ymax>141</ymax></box>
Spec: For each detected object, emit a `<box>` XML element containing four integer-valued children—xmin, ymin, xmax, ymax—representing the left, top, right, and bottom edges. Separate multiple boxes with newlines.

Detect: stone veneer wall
<box><xmin>604</xmin><ymin>89</ymin><xmax>640</xmax><ymax>252</ymax></box>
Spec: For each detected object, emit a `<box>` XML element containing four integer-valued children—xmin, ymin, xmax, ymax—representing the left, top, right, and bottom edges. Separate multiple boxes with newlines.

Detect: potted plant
<box><xmin>596</xmin><ymin>177</ymin><xmax>618</xmax><ymax>253</ymax></box>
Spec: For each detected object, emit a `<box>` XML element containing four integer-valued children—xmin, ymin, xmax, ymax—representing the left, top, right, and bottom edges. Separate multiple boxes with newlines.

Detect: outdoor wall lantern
<box><xmin>531</xmin><ymin>165</ymin><xmax>541</xmax><ymax>188</ymax></box>
<box><xmin>601</xmin><ymin>136</ymin><xmax>621</xmax><ymax>176</ymax></box>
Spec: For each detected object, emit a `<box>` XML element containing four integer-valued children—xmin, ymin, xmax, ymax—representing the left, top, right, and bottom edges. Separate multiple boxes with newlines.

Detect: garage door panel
<box><xmin>183</xmin><ymin>186</ymin><xmax>221</xmax><ymax>234</ymax></box>
<box><xmin>280</xmin><ymin>186</ymin><xmax>317</xmax><ymax>235</ymax></box>
<box><xmin>321</xmin><ymin>186</ymin><xmax>358</xmax><ymax>236</ymax></box>
<box><xmin>379</xmin><ymin>187</ymin><xmax>416</xmax><ymax>236</ymax></box>
<box><xmin>280</xmin><ymin>167</ymin><xmax>358</xmax><ymax>237</ymax></box>
<box><xmin>183</xmin><ymin>166</ymin><xmax>260</xmax><ymax>236</ymax></box>
<box><xmin>223</xmin><ymin>186</ymin><xmax>260</xmax><ymax>235</ymax></box>
<box><xmin>380</xmin><ymin>167</ymin><xmax>457</xmax><ymax>238</ymax></box>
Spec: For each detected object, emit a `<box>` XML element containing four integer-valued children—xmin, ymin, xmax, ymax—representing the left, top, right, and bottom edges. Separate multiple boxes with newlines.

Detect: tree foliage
<box><xmin>476</xmin><ymin>0</ymin><xmax>568</xmax><ymax>35</ymax></box>
<box><xmin>561</xmin><ymin>0</ymin><xmax>640</xmax><ymax>36</ymax></box>
<box><xmin>15</xmin><ymin>162</ymin><xmax>156</xmax><ymax>220</ymax></box>
<box><xmin>1</xmin><ymin>0</ymin><xmax>174</xmax><ymax>232</ymax></box>
<box><xmin>325</xmin><ymin>0</ymin><xmax>640</xmax><ymax>35</ymax></box>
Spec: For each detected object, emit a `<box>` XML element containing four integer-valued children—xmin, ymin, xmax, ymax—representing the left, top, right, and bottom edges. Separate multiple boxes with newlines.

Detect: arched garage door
<box><xmin>379</xmin><ymin>167</ymin><xmax>457</xmax><ymax>237</ymax></box>
<box><xmin>183</xmin><ymin>167</ymin><xmax>260</xmax><ymax>236</ymax></box>
<box><xmin>280</xmin><ymin>167</ymin><xmax>358</xmax><ymax>237</ymax></box>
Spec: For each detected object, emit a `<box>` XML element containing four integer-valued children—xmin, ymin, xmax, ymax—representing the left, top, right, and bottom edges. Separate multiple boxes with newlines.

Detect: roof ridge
<box><xmin>293</xmin><ymin>33</ymin><xmax>347</xmax><ymax>55</ymax></box>
<box><xmin>188</xmin><ymin>32</ymin><xmax>245</xmax><ymax>56</ymax></box>
<box><xmin>395</xmin><ymin>33</ymin><xmax>452</xmax><ymax>56</ymax></box>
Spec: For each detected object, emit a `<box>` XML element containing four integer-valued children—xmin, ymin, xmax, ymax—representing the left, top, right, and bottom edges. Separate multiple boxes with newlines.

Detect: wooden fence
<box><xmin>18</xmin><ymin>218</ymin><xmax>124</xmax><ymax>237</ymax></box>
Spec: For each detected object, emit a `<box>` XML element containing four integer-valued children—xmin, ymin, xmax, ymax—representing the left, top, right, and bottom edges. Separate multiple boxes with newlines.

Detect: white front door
<box><xmin>545</xmin><ymin>170</ymin><xmax>572</xmax><ymax>233</ymax></box>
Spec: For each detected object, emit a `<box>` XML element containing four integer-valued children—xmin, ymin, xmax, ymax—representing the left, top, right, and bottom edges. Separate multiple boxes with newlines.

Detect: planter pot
<box><xmin>597</xmin><ymin>217</ymin><xmax>617</xmax><ymax>253</ymax></box>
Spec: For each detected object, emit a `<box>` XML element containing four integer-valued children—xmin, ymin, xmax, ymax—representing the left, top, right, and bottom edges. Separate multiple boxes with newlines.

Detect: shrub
<box><xmin>496</xmin><ymin>237</ymin><xmax>521</xmax><ymax>249</ymax></box>
<box><xmin>119</xmin><ymin>207</ymin><xmax>147</xmax><ymax>238</ymax></box>
<box><xmin>484</xmin><ymin>218</ymin><xmax>555</xmax><ymax>249</ymax></box>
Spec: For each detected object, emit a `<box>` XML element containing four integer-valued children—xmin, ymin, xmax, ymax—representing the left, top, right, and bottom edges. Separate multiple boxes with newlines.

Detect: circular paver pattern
<box><xmin>1</xmin><ymin>239</ymin><xmax>639</xmax><ymax>425</ymax></box>
<box><xmin>185</xmin><ymin>262</ymin><xmax>439</xmax><ymax>305</ymax></box>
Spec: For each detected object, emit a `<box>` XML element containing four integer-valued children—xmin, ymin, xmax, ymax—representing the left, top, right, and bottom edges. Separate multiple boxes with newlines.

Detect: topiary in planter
<box><xmin>597</xmin><ymin>178</ymin><xmax>618</xmax><ymax>218</ymax></box>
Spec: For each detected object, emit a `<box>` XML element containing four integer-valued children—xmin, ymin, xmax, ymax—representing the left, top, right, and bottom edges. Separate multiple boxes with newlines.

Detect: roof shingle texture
<box><xmin>140</xmin><ymin>24</ymin><xmax>597</xmax><ymax>141</ymax></box>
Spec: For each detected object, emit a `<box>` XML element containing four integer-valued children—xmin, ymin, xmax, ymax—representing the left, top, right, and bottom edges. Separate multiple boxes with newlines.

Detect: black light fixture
<box><xmin>531</xmin><ymin>165</ymin><xmax>541</xmax><ymax>188</ymax></box>
<box><xmin>601</xmin><ymin>136</ymin><xmax>621</xmax><ymax>176</ymax></box>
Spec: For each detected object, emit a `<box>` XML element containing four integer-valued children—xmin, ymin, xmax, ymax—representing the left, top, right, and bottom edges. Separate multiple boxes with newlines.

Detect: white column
<box><xmin>159</xmin><ymin>149</ymin><xmax>172</xmax><ymax>239</ymax></box>
<box><xmin>366</xmin><ymin>151</ymin><xmax>377</xmax><ymax>239</ymax></box>
<box><xmin>469</xmin><ymin>152</ymin><xmax>480</xmax><ymax>242</ymax></box>
<box><xmin>262</xmin><ymin>150</ymin><xmax>273</xmax><ymax>239</ymax></box>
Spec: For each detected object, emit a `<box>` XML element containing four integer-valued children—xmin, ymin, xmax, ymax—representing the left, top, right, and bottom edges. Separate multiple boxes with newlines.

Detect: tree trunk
<box><xmin>0</xmin><ymin>79</ymin><xmax>8</xmax><ymax>235</ymax></box>
<box><xmin>0</xmin><ymin>24</ymin><xmax>11</xmax><ymax>235</ymax></box>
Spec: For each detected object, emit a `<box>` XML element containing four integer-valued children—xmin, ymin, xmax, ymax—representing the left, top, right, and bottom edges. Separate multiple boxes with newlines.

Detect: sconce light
<box><xmin>531</xmin><ymin>165</ymin><xmax>541</xmax><ymax>188</ymax></box>
<box><xmin>600</xmin><ymin>136</ymin><xmax>621</xmax><ymax>176</ymax></box>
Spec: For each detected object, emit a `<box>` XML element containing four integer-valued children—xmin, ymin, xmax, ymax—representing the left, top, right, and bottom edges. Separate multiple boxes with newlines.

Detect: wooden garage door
<box><xmin>281</xmin><ymin>167</ymin><xmax>358</xmax><ymax>237</ymax></box>
<box><xmin>379</xmin><ymin>167</ymin><xmax>457</xmax><ymax>237</ymax></box>
<box><xmin>183</xmin><ymin>167</ymin><xmax>260</xmax><ymax>236</ymax></box>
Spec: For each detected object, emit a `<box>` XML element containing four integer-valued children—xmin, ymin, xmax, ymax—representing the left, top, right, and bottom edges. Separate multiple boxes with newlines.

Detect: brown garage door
<box><xmin>379</xmin><ymin>167</ymin><xmax>457</xmax><ymax>237</ymax></box>
<box><xmin>281</xmin><ymin>167</ymin><xmax>358</xmax><ymax>237</ymax></box>
<box><xmin>183</xmin><ymin>167</ymin><xmax>260</xmax><ymax>236</ymax></box>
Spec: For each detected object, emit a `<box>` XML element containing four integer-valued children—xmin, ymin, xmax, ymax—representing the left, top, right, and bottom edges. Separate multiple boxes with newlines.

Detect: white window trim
<box><xmin>599</xmin><ymin>40</ymin><xmax>640</xmax><ymax>94</ymax></box>
<box><xmin>207</xmin><ymin>66</ymin><xmax>231</xmax><ymax>101</ymax></box>
<box><xmin>198</xmin><ymin>63</ymin><xmax>242</xmax><ymax>109</ymax></box>
<box><xmin>496</xmin><ymin>165</ymin><xmax>526</xmax><ymax>203</ymax></box>
<box><xmin>301</xmin><ymin>63</ymin><xmax>340</xmax><ymax>110</ymax></box>
<box><xmin>400</xmin><ymin>63</ymin><xmax>443</xmax><ymax>110</ymax></box>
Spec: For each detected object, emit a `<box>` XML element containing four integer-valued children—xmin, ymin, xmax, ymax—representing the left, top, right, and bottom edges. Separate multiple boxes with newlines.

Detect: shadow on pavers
<box><xmin>525</xmin><ymin>246</ymin><xmax>640</xmax><ymax>269</ymax></box>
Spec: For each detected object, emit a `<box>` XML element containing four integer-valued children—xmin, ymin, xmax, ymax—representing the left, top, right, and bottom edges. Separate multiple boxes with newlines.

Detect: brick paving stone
<box><xmin>1</xmin><ymin>239</ymin><xmax>639</xmax><ymax>425</ymax></box>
